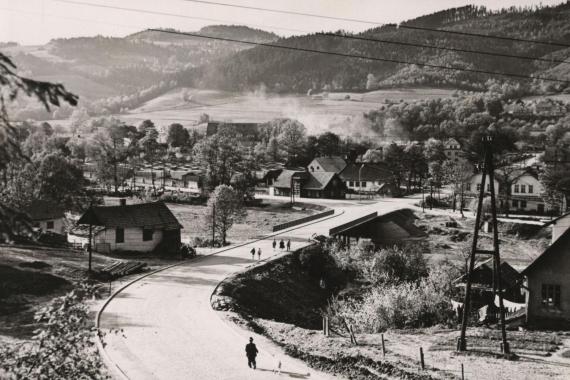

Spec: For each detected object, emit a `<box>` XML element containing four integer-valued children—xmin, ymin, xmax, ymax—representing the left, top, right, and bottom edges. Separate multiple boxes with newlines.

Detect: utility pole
<box><xmin>212</xmin><ymin>204</ymin><xmax>216</xmax><ymax>245</ymax></box>
<box><xmin>87</xmin><ymin>204</ymin><xmax>93</xmax><ymax>273</ymax></box>
<box><xmin>358</xmin><ymin>163</ymin><xmax>364</xmax><ymax>202</ymax></box>
<box><xmin>458</xmin><ymin>136</ymin><xmax>509</xmax><ymax>355</ymax></box>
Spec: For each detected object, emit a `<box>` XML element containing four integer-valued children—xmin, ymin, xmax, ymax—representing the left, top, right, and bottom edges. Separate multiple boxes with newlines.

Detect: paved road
<box><xmin>98</xmin><ymin>200</ymin><xmax>412</xmax><ymax>380</ymax></box>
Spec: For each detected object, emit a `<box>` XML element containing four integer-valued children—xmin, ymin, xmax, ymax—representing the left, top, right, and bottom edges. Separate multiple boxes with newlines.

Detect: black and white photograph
<box><xmin>1</xmin><ymin>0</ymin><xmax>570</xmax><ymax>379</ymax></box>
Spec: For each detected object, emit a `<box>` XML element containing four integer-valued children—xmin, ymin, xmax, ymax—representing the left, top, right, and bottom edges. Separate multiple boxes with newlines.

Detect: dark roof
<box><xmin>310</xmin><ymin>156</ymin><xmax>347</xmax><ymax>173</ymax></box>
<box><xmin>542</xmin><ymin>212</ymin><xmax>570</xmax><ymax>228</ymax></box>
<box><xmin>304</xmin><ymin>172</ymin><xmax>337</xmax><ymax>190</ymax></box>
<box><xmin>455</xmin><ymin>258</ymin><xmax>522</xmax><ymax>289</ymax></box>
<box><xmin>77</xmin><ymin>201</ymin><xmax>182</xmax><ymax>229</ymax></box>
<box><xmin>339</xmin><ymin>163</ymin><xmax>392</xmax><ymax>182</ymax></box>
<box><xmin>273</xmin><ymin>170</ymin><xmax>307</xmax><ymax>188</ymax></box>
<box><xmin>375</xmin><ymin>209</ymin><xmax>426</xmax><ymax>238</ymax></box>
<box><xmin>522</xmin><ymin>227</ymin><xmax>570</xmax><ymax>275</ymax></box>
<box><xmin>24</xmin><ymin>200</ymin><xmax>65</xmax><ymax>221</ymax></box>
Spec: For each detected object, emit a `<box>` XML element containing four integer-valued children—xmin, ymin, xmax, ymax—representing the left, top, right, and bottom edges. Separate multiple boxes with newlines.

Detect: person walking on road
<box><xmin>279</xmin><ymin>239</ymin><xmax>285</xmax><ymax>250</ymax></box>
<box><xmin>272</xmin><ymin>239</ymin><xmax>277</xmax><ymax>250</ymax></box>
<box><xmin>245</xmin><ymin>337</ymin><xmax>258</xmax><ymax>369</ymax></box>
<box><xmin>250</xmin><ymin>247</ymin><xmax>255</xmax><ymax>260</ymax></box>
<box><xmin>257</xmin><ymin>248</ymin><xmax>262</xmax><ymax>260</ymax></box>
<box><xmin>286</xmin><ymin>239</ymin><xmax>291</xmax><ymax>251</ymax></box>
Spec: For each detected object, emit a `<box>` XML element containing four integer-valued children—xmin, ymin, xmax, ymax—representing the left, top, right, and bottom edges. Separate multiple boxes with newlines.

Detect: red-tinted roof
<box><xmin>77</xmin><ymin>201</ymin><xmax>182</xmax><ymax>229</ymax></box>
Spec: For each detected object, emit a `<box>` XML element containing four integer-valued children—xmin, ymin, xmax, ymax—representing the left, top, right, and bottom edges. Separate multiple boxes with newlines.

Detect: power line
<box><xmin>181</xmin><ymin>0</ymin><xmax>570</xmax><ymax>48</ymax></box>
<box><xmin>322</xmin><ymin>32</ymin><xmax>570</xmax><ymax>65</ymax></box>
<box><xmin>150</xmin><ymin>28</ymin><xmax>569</xmax><ymax>84</ymax></box>
<box><xmin>53</xmin><ymin>0</ymin><xmax>307</xmax><ymax>34</ymax></box>
<box><xmin>54</xmin><ymin>0</ymin><xmax>569</xmax><ymax>66</ymax></box>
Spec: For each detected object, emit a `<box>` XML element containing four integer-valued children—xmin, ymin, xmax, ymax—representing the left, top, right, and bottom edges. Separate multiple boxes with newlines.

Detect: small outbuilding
<box><xmin>24</xmin><ymin>200</ymin><xmax>66</xmax><ymax>235</ymax></box>
<box><xmin>74</xmin><ymin>200</ymin><xmax>182</xmax><ymax>255</ymax></box>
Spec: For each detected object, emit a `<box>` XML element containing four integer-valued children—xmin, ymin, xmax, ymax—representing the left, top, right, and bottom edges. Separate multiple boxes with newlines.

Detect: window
<box><xmin>512</xmin><ymin>200</ymin><xmax>519</xmax><ymax>208</ymax></box>
<box><xmin>521</xmin><ymin>200</ymin><xmax>527</xmax><ymax>208</ymax></box>
<box><xmin>355</xmin><ymin>181</ymin><xmax>360</xmax><ymax>187</ymax></box>
<box><xmin>349</xmin><ymin>181</ymin><xmax>354</xmax><ymax>187</ymax></box>
<box><xmin>116</xmin><ymin>228</ymin><xmax>124</xmax><ymax>243</ymax></box>
<box><xmin>514</xmin><ymin>184</ymin><xmax>519</xmax><ymax>193</ymax></box>
<box><xmin>520</xmin><ymin>185</ymin><xmax>526</xmax><ymax>194</ymax></box>
<box><xmin>361</xmin><ymin>181</ymin><xmax>367</xmax><ymax>188</ymax></box>
<box><xmin>541</xmin><ymin>284</ymin><xmax>561</xmax><ymax>307</ymax></box>
<box><xmin>143</xmin><ymin>228</ymin><xmax>154</xmax><ymax>241</ymax></box>
<box><xmin>466</xmin><ymin>183</ymin><xmax>471</xmax><ymax>191</ymax></box>
<box><xmin>528</xmin><ymin>185</ymin><xmax>534</xmax><ymax>194</ymax></box>
<box><xmin>486</xmin><ymin>184</ymin><xmax>491</xmax><ymax>192</ymax></box>
<box><xmin>46</xmin><ymin>221</ymin><xmax>54</xmax><ymax>229</ymax></box>
<box><xmin>476</xmin><ymin>184</ymin><xmax>481</xmax><ymax>191</ymax></box>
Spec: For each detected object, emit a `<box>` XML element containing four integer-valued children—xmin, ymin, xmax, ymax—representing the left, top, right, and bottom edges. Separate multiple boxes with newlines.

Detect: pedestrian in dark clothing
<box><xmin>245</xmin><ymin>337</ymin><xmax>258</xmax><ymax>369</ymax></box>
<box><xmin>257</xmin><ymin>248</ymin><xmax>261</xmax><ymax>260</ymax></box>
<box><xmin>279</xmin><ymin>240</ymin><xmax>285</xmax><ymax>250</ymax></box>
<box><xmin>286</xmin><ymin>239</ymin><xmax>291</xmax><ymax>251</ymax></box>
<box><xmin>250</xmin><ymin>247</ymin><xmax>255</xmax><ymax>260</ymax></box>
<box><xmin>272</xmin><ymin>239</ymin><xmax>276</xmax><ymax>250</ymax></box>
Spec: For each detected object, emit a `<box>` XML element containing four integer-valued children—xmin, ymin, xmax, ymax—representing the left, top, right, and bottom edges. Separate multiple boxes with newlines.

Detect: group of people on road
<box><xmin>250</xmin><ymin>239</ymin><xmax>292</xmax><ymax>261</ymax></box>
<box><xmin>272</xmin><ymin>239</ymin><xmax>291</xmax><ymax>251</ymax></box>
<box><xmin>250</xmin><ymin>247</ymin><xmax>262</xmax><ymax>260</ymax></box>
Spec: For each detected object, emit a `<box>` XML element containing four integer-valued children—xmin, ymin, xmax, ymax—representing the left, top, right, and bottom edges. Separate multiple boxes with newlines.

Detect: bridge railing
<box><xmin>272</xmin><ymin>209</ymin><xmax>334</xmax><ymax>232</ymax></box>
<box><xmin>329</xmin><ymin>212</ymin><xmax>378</xmax><ymax>236</ymax></box>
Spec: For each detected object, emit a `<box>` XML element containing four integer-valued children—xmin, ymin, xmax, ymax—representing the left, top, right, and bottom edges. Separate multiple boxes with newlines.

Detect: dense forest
<box><xmin>185</xmin><ymin>4</ymin><xmax>570</xmax><ymax>93</ymax></box>
<box><xmin>2</xmin><ymin>4</ymin><xmax>569</xmax><ymax>121</ymax></box>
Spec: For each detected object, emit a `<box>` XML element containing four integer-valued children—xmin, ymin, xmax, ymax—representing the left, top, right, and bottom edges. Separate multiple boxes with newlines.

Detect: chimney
<box><xmin>119</xmin><ymin>199</ymin><xmax>127</xmax><ymax>206</ymax></box>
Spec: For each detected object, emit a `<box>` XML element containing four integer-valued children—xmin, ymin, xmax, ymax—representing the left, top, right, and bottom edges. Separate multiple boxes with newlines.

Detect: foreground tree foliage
<box><xmin>0</xmin><ymin>51</ymin><xmax>77</xmax><ymax>240</ymax></box>
<box><xmin>0</xmin><ymin>283</ymin><xmax>105</xmax><ymax>379</ymax></box>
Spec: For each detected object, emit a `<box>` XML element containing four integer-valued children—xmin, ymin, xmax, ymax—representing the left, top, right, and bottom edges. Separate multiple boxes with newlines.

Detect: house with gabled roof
<box><xmin>522</xmin><ymin>223</ymin><xmax>570</xmax><ymax>327</ymax></box>
<box><xmin>24</xmin><ymin>200</ymin><xmax>66</xmax><ymax>235</ymax></box>
<box><xmin>308</xmin><ymin>156</ymin><xmax>347</xmax><ymax>174</ymax></box>
<box><xmin>339</xmin><ymin>162</ymin><xmax>394</xmax><ymax>195</ymax></box>
<box><xmin>74</xmin><ymin>200</ymin><xmax>182</xmax><ymax>255</ymax></box>
<box><xmin>270</xmin><ymin>169</ymin><xmax>346</xmax><ymax>199</ymax></box>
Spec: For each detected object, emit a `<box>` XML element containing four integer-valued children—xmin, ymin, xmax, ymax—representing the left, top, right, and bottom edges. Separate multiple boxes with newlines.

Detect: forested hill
<box><xmin>4</xmin><ymin>25</ymin><xmax>279</xmax><ymax>100</ymax></box>
<box><xmin>186</xmin><ymin>4</ymin><xmax>570</xmax><ymax>93</ymax></box>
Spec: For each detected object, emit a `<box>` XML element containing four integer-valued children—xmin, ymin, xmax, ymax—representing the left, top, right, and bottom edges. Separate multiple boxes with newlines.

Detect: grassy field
<box><xmin>118</xmin><ymin>87</ymin><xmax>456</xmax><ymax>136</ymax></box>
<box><xmin>416</xmin><ymin>213</ymin><xmax>547</xmax><ymax>272</ymax></box>
<box><xmin>166</xmin><ymin>199</ymin><xmax>318</xmax><ymax>244</ymax></box>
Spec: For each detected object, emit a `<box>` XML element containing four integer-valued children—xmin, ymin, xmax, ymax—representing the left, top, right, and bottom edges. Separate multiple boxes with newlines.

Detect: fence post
<box><xmin>419</xmin><ymin>347</ymin><xmax>425</xmax><ymax>370</ymax></box>
<box><xmin>381</xmin><ymin>334</ymin><xmax>386</xmax><ymax>357</ymax></box>
<box><xmin>349</xmin><ymin>324</ymin><xmax>357</xmax><ymax>345</ymax></box>
<box><xmin>461</xmin><ymin>363</ymin><xmax>465</xmax><ymax>380</ymax></box>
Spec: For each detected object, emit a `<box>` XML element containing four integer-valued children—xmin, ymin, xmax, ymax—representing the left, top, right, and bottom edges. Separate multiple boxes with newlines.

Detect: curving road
<box><xmin>98</xmin><ymin>200</ymin><xmax>410</xmax><ymax>380</ymax></box>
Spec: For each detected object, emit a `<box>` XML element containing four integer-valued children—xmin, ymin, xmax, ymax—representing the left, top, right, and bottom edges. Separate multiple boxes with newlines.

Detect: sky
<box><xmin>0</xmin><ymin>0</ymin><xmax>566</xmax><ymax>45</ymax></box>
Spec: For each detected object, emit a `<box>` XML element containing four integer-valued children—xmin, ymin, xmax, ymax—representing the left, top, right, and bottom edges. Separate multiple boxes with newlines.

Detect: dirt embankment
<box><xmin>211</xmin><ymin>248</ymin><xmax>447</xmax><ymax>380</ymax></box>
<box><xmin>212</xmin><ymin>251</ymin><xmax>330</xmax><ymax>329</ymax></box>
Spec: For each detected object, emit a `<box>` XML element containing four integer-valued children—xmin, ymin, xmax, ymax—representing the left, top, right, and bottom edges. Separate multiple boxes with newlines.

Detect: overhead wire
<box><xmin>180</xmin><ymin>0</ymin><xmax>570</xmax><ymax>48</ymax></box>
<box><xmin>54</xmin><ymin>0</ymin><xmax>570</xmax><ymax>66</ymax></box>
<box><xmin>149</xmin><ymin>28</ymin><xmax>569</xmax><ymax>84</ymax></box>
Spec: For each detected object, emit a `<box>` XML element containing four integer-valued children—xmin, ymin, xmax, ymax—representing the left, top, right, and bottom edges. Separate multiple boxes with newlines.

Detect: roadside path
<box><xmin>98</xmin><ymin>200</ymin><xmax>408</xmax><ymax>380</ymax></box>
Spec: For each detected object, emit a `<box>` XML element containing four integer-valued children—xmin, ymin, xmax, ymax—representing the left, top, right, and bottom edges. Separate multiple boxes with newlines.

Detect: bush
<box><xmin>192</xmin><ymin>236</ymin><xmax>223</xmax><ymax>248</ymax></box>
<box><xmin>362</xmin><ymin>245</ymin><xmax>428</xmax><ymax>284</ymax></box>
<box><xmin>332</xmin><ymin>265</ymin><xmax>457</xmax><ymax>332</ymax></box>
<box><xmin>297</xmin><ymin>244</ymin><xmax>347</xmax><ymax>290</ymax></box>
<box><xmin>179</xmin><ymin>243</ymin><xmax>196</xmax><ymax>258</ymax></box>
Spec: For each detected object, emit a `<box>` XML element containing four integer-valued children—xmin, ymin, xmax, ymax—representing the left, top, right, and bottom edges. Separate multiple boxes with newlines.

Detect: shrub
<box><xmin>0</xmin><ymin>283</ymin><xmax>105</xmax><ymax>379</ymax></box>
<box><xmin>179</xmin><ymin>243</ymin><xmax>196</xmax><ymax>258</ymax></box>
<box><xmin>363</xmin><ymin>245</ymin><xmax>428</xmax><ymax>284</ymax></box>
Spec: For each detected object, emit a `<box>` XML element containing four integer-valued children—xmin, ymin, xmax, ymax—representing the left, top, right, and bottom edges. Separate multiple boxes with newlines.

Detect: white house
<box><xmin>24</xmin><ymin>200</ymin><xmax>66</xmax><ymax>235</ymax></box>
<box><xmin>307</xmin><ymin>156</ymin><xmax>347</xmax><ymax>174</ymax></box>
<box><xmin>443</xmin><ymin>138</ymin><xmax>462</xmax><ymax>162</ymax></box>
<box><xmin>74</xmin><ymin>200</ymin><xmax>182</xmax><ymax>255</ymax></box>
<box><xmin>509</xmin><ymin>171</ymin><xmax>546</xmax><ymax>214</ymax></box>
<box><xmin>464</xmin><ymin>173</ymin><xmax>500</xmax><ymax>196</ymax></box>
<box><xmin>338</xmin><ymin>163</ymin><xmax>394</xmax><ymax>194</ymax></box>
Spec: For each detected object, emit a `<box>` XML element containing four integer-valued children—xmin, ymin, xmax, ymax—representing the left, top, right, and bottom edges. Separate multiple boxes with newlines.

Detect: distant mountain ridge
<box><xmin>184</xmin><ymin>3</ymin><xmax>570</xmax><ymax>93</ymax></box>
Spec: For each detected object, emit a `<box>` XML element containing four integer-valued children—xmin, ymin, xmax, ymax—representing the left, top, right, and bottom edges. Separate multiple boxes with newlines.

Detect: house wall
<box><xmin>35</xmin><ymin>218</ymin><xmax>65</xmax><ymax>235</ymax></box>
<box><xmin>526</xmin><ymin>236</ymin><xmax>570</xmax><ymax>325</ymax></box>
<box><xmin>552</xmin><ymin>214</ymin><xmax>570</xmax><ymax>243</ymax></box>
<box><xmin>94</xmin><ymin>227</ymin><xmax>164</xmax><ymax>252</ymax></box>
<box><xmin>345</xmin><ymin>180</ymin><xmax>386</xmax><ymax>192</ymax></box>
<box><xmin>465</xmin><ymin>174</ymin><xmax>500</xmax><ymax>195</ymax></box>
<box><xmin>308</xmin><ymin>159</ymin><xmax>326</xmax><ymax>172</ymax></box>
